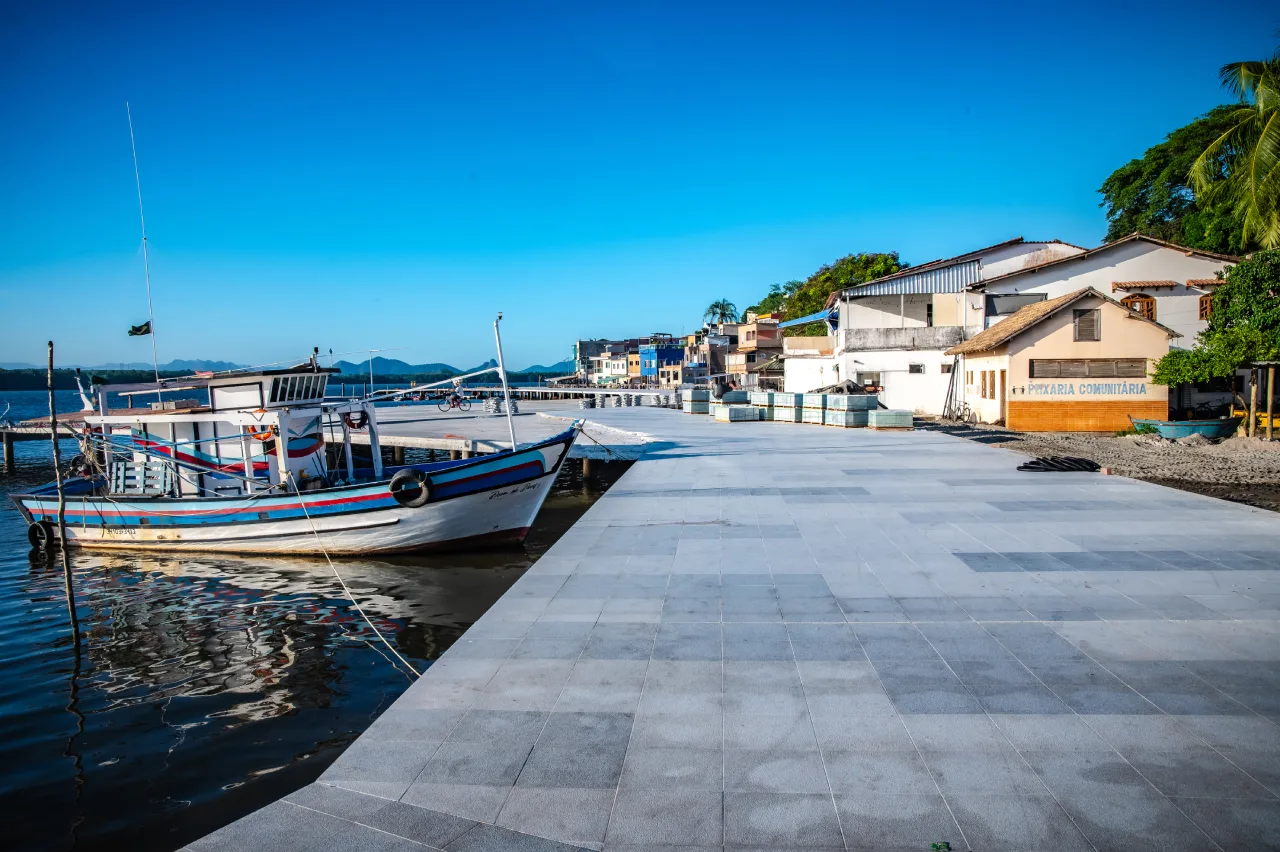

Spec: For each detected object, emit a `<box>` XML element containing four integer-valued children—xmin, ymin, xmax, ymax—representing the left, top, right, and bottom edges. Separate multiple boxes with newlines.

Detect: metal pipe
<box><xmin>494</xmin><ymin>313</ymin><xmax>518</xmax><ymax>452</ymax></box>
<box><xmin>1268</xmin><ymin>365</ymin><xmax>1275</xmax><ymax>442</ymax></box>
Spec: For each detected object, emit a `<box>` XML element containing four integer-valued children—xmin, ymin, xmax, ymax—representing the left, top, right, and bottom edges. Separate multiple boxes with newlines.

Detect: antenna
<box><xmin>127</xmin><ymin>102</ymin><xmax>162</xmax><ymax>403</ymax></box>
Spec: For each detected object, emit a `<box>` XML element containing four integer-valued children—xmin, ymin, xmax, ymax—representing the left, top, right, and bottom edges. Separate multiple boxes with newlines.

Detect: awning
<box><xmin>779</xmin><ymin>310</ymin><xmax>835</xmax><ymax>329</ymax></box>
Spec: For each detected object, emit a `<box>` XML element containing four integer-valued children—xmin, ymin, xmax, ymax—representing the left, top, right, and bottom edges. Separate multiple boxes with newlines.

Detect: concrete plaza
<box><xmin>190</xmin><ymin>405</ymin><xmax>1280</xmax><ymax>851</ymax></box>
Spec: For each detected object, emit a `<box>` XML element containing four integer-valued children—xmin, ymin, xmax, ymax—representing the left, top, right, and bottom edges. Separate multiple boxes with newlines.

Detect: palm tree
<box><xmin>1190</xmin><ymin>48</ymin><xmax>1280</xmax><ymax>248</ymax></box>
<box><xmin>703</xmin><ymin>299</ymin><xmax>739</xmax><ymax>324</ymax></box>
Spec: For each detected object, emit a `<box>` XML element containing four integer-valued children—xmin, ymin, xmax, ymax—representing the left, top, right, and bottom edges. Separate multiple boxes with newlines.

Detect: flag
<box><xmin>128</xmin><ymin>321</ymin><xmax>152</xmax><ymax>337</ymax></box>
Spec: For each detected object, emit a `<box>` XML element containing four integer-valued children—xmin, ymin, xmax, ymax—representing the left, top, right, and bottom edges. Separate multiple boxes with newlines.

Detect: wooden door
<box><xmin>999</xmin><ymin>369</ymin><xmax>1007</xmax><ymax>424</ymax></box>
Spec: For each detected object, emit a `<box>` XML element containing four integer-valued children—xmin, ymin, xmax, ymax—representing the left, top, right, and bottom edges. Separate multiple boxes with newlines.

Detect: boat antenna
<box><xmin>493</xmin><ymin>312</ymin><xmax>518</xmax><ymax>451</ymax></box>
<box><xmin>126</xmin><ymin>102</ymin><xmax>162</xmax><ymax>403</ymax></box>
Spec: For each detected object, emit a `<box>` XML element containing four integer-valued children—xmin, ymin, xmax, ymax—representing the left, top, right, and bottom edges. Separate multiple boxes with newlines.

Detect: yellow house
<box><xmin>945</xmin><ymin>287</ymin><xmax>1179</xmax><ymax>432</ymax></box>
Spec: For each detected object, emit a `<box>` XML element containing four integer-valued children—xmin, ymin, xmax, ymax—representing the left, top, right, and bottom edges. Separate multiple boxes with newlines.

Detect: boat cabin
<box><xmin>88</xmin><ymin>364</ymin><xmax>380</xmax><ymax>498</ymax></box>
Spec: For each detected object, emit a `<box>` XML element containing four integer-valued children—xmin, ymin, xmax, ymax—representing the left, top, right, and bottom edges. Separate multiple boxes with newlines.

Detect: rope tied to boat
<box><xmin>285</xmin><ymin>471</ymin><xmax>422</xmax><ymax>680</ymax></box>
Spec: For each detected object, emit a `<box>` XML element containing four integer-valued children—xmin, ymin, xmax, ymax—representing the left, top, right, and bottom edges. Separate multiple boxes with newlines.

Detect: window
<box><xmin>966</xmin><ymin>370</ymin><xmax>973</xmax><ymax>386</ymax></box>
<box><xmin>1073</xmin><ymin>309</ymin><xmax>1100</xmax><ymax>342</ymax></box>
<box><xmin>908</xmin><ymin>363</ymin><xmax>925</xmax><ymax>374</ymax></box>
<box><xmin>980</xmin><ymin>371</ymin><xmax>988</xmax><ymax>398</ymax></box>
<box><xmin>1199</xmin><ymin>294</ymin><xmax>1213</xmax><ymax>321</ymax></box>
<box><xmin>925</xmin><ymin>303</ymin><xmax>934</xmax><ymax>328</ymax></box>
<box><xmin>941</xmin><ymin>363</ymin><xmax>953</xmax><ymax>374</ymax></box>
<box><xmin>1120</xmin><ymin>294</ymin><xmax>1156</xmax><ymax>321</ymax></box>
<box><xmin>988</xmin><ymin>371</ymin><xmax>996</xmax><ymax>399</ymax></box>
<box><xmin>1030</xmin><ymin>359</ymin><xmax>1146</xmax><ymax>378</ymax></box>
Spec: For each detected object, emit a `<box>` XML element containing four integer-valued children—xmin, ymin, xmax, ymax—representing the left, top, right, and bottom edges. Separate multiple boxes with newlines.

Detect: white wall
<box><xmin>784</xmin><ymin>357</ymin><xmax>840</xmax><ymax>393</ymax></box>
<box><xmin>839</xmin><ymin>349</ymin><xmax>955</xmax><ymax>415</ymax></box>
<box><xmin>983</xmin><ymin>241</ymin><xmax>1229</xmax><ymax>343</ymax></box>
<box><xmin>978</xmin><ymin>241</ymin><xmax>1084</xmax><ymax>278</ymax></box>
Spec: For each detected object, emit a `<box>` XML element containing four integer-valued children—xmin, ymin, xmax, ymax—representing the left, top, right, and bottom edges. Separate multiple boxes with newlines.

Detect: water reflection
<box><xmin>0</xmin><ymin>451</ymin><xmax>631</xmax><ymax>852</ymax></box>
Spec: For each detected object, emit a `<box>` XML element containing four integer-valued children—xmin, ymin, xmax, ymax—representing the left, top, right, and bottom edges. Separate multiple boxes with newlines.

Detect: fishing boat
<box><xmin>11</xmin><ymin>359</ymin><xmax>577</xmax><ymax>555</ymax></box>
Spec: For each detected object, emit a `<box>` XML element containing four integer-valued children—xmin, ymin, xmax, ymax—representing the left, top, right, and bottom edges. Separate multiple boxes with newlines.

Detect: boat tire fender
<box><xmin>27</xmin><ymin>520</ymin><xmax>56</xmax><ymax>551</ymax></box>
<box><xmin>389</xmin><ymin>468</ymin><xmax>431</xmax><ymax>508</ymax></box>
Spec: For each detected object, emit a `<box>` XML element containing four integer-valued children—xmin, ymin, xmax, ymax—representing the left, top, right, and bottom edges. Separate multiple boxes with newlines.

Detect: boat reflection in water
<box><xmin>16</xmin><ymin>544</ymin><xmax>530</xmax><ymax>852</ymax></box>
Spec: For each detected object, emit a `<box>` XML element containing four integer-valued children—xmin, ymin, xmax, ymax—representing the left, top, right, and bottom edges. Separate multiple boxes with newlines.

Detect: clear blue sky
<box><xmin>1</xmin><ymin>0</ymin><xmax>1275</xmax><ymax>370</ymax></box>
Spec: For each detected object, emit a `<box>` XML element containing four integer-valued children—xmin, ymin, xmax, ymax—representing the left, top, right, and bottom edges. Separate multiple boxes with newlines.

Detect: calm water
<box><xmin>0</xmin><ymin>390</ymin><xmax>623</xmax><ymax>851</ymax></box>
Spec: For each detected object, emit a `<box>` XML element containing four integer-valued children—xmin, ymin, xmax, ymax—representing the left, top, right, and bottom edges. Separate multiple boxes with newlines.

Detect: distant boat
<box><xmin>11</xmin><ymin>361</ymin><xmax>577</xmax><ymax>554</ymax></box>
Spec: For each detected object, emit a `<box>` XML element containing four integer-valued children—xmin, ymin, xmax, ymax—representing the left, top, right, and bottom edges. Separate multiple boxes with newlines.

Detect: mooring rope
<box><xmin>286</xmin><ymin>472</ymin><xmax>421</xmax><ymax>679</ymax></box>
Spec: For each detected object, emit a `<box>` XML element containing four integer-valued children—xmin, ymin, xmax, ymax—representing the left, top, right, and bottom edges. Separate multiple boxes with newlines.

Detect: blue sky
<box><xmin>1</xmin><ymin>0</ymin><xmax>1275</xmax><ymax>370</ymax></box>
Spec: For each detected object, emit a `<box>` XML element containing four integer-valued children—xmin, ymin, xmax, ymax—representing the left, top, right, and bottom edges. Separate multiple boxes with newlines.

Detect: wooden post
<box><xmin>366</xmin><ymin>403</ymin><xmax>383</xmax><ymax>480</ymax></box>
<box><xmin>392</xmin><ymin>445</ymin><xmax>405</xmax><ymax>465</ymax></box>
<box><xmin>2</xmin><ymin>431</ymin><xmax>12</xmax><ymax>474</ymax></box>
<box><xmin>582</xmin><ymin>457</ymin><xmax>593</xmax><ymax>478</ymax></box>
<box><xmin>1268</xmin><ymin>365</ymin><xmax>1275</xmax><ymax>442</ymax></box>
<box><xmin>47</xmin><ymin>342</ymin><xmax>80</xmax><ymax>637</ymax></box>
<box><xmin>1249</xmin><ymin>369</ymin><xmax>1259</xmax><ymax>438</ymax></box>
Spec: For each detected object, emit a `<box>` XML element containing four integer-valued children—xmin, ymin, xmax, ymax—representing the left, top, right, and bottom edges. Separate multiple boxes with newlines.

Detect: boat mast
<box><xmin>126</xmin><ymin>102</ymin><xmax>162</xmax><ymax>403</ymax></box>
<box><xmin>494</xmin><ymin>313</ymin><xmax>518</xmax><ymax>451</ymax></box>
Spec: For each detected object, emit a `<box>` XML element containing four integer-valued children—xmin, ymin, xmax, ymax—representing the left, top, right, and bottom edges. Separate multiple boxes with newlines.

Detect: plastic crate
<box><xmin>869</xmin><ymin>409</ymin><xmax>913</xmax><ymax>429</ymax></box>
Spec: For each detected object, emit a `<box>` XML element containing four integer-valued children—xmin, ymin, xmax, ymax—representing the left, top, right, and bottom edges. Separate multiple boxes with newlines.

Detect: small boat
<box><xmin>1129</xmin><ymin>417</ymin><xmax>1242</xmax><ymax>440</ymax></box>
<box><xmin>11</xmin><ymin>360</ymin><xmax>577</xmax><ymax>554</ymax></box>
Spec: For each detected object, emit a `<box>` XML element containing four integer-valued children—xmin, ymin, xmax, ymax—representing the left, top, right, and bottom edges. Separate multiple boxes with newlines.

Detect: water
<box><xmin>0</xmin><ymin>390</ymin><xmax>625</xmax><ymax>851</ymax></box>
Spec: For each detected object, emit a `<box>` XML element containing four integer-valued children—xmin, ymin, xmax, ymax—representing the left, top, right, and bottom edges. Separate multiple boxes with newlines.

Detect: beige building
<box><xmin>946</xmin><ymin>287</ymin><xmax>1178</xmax><ymax>432</ymax></box>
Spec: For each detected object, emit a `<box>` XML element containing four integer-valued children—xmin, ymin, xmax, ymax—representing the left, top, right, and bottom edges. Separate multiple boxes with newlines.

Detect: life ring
<box><xmin>343</xmin><ymin>411</ymin><xmax>369</xmax><ymax>430</ymax></box>
<box><xmin>27</xmin><ymin>520</ymin><xmax>56</xmax><ymax>551</ymax></box>
<box><xmin>247</xmin><ymin>424</ymin><xmax>276</xmax><ymax>442</ymax></box>
<box><xmin>389</xmin><ymin>468</ymin><xmax>431</xmax><ymax>508</ymax></box>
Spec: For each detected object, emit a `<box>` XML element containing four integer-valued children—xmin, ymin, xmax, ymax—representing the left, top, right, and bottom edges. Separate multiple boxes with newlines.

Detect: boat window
<box><xmin>287</xmin><ymin>376</ymin><xmax>299</xmax><ymax>401</ymax></box>
<box><xmin>300</xmin><ymin>376</ymin><xmax>312</xmax><ymax>399</ymax></box>
<box><xmin>269</xmin><ymin>378</ymin><xmax>281</xmax><ymax>403</ymax></box>
<box><xmin>316</xmin><ymin>376</ymin><xmax>328</xmax><ymax>398</ymax></box>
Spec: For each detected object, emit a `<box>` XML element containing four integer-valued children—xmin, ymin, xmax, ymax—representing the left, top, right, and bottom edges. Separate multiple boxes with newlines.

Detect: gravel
<box><xmin>927</xmin><ymin>422</ymin><xmax>1280</xmax><ymax>512</ymax></box>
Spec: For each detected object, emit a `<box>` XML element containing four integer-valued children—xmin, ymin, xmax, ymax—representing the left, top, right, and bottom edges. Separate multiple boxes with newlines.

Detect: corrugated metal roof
<box><xmin>778</xmin><ymin>310</ymin><xmax>835</xmax><ymax>329</ymax></box>
<box><xmin>846</xmin><ymin>260</ymin><xmax>980</xmax><ymax>297</ymax></box>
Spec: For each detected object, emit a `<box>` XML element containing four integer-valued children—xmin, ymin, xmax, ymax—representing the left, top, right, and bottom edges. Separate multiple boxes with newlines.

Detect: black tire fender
<box><xmin>389</xmin><ymin>468</ymin><xmax>431</xmax><ymax>508</ymax></box>
<box><xmin>28</xmin><ymin>520</ymin><xmax>56</xmax><ymax>550</ymax></box>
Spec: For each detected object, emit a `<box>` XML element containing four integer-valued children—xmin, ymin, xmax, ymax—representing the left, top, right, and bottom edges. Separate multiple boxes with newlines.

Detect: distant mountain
<box><xmin>333</xmin><ymin>357</ymin><xmax>461</xmax><ymax>376</ymax></box>
<box><xmin>517</xmin><ymin>359</ymin><xmax>574</xmax><ymax>374</ymax></box>
<box><xmin>1</xmin><ymin>359</ymin><xmax>245</xmax><ymax>372</ymax></box>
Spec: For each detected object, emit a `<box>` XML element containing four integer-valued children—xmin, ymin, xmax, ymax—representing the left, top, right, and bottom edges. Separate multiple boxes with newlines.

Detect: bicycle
<box><xmin>437</xmin><ymin>394</ymin><xmax>472</xmax><ymax>413</ymax></box>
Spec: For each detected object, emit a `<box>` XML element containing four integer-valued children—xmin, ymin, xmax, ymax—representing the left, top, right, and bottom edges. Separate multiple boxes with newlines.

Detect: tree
<box><xmin>1151</xmin><ymin>249</ymin><xmax>1280</xmax><ymax>386</ymax></box>
<box><xmin>744</xmin><ymin>281</ymin><xmax>803</xmax><ymax>318</ymax></box>
<box><xmin>1190</xmin><ymin>48</ymin><xmax>1280</xmax><ymax>248</ymax></box>
<box><xmin>1099</xmin><ymin>105</ymin><xmax>1246</xmax><ymax>254</ymax></box>
<box><xmin>703</xmin><ymin>299</ymin><xmax>739</xmax><ymax>324</ymax></box>
<box><xmin>760</xmin><ymin>252</ymin><xmax>907</xmax><ymax>336</ymax></box>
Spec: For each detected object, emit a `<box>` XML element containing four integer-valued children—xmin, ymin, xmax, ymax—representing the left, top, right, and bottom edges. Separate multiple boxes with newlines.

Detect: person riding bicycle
<box><xmin>448</xmin><ymin>390</ymin><xmax>463</xmax><ymax>408</ymax></box>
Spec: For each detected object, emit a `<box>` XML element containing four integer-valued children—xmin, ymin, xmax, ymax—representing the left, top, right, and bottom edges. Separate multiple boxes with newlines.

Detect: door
<box><xmin>998</xmin><ymin>369</ymin><xmax>1007</xmax><ymax>424</ymax></box>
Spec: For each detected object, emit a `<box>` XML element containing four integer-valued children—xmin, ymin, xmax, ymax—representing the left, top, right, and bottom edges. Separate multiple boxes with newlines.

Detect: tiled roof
<box><xmin>1111</xmin><ymin>281</ymin><xmax>1178</xmax><ymax>291</ymax></box>
<box><xmin>945</xmin><ymin>287</ymin><xmax>1179</xmax><ymax>356</ymax></box>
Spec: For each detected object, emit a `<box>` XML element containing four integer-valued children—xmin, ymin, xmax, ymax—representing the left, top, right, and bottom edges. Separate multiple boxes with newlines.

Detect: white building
<box><xmin>972</xmin><ymin>234</ymin><xmax>1239</xmax><ymax>414</ymax></box>
<box><xmin>784</xmin><ymin>237</ymin><xmax>1085</xmax><ymax>413</ymax></box>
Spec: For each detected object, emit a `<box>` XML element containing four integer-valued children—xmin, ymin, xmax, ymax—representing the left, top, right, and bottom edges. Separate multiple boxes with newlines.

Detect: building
<box><xmin>639</xmin><ymin>336</ymin><xmax>684</xmax><ymax>387</ymax></box>
<box><xmin>587</xmin><ymin>345</ymin><xmax>631</xmax><ymax>384</ymax></box>
<box><xmin>783</xmin><ymin>237</ymin><xmax>1085</xmax><ymax>411</ymax></box>
<box><xmin>729</xmin><ymin>314</ymin><xmax>784</xmax><ymax>388</ymax></box>
<box><xmin>971</xmin><ymin>234</ymin><xmax>1239</xmax><ymax>413</ymax></box>
<box><xmin>945</xmin><ymin>287</ymin><xmax>1177</xmax><ymax>431</ymax></box>
<box><xmin>682</xmin><ymin>322</ymin><xmax>740</xmax><ymax>385</ymax></box>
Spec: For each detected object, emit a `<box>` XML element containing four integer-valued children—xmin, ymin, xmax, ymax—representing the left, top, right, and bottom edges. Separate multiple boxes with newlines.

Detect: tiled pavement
<box><xmin>189</xmin><ymin>408</ymin><xmax>1280</xmax><ymax>851</ymax></box>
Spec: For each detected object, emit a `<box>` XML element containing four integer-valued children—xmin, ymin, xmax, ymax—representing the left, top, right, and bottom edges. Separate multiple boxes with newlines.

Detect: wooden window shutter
<box><xmin>1073</xmin><ymin>309</ymin><xmax>1100</xmax><ymax>341</ymax></box>
<box><xmin>1199</xmin><ymin>295</ymin><xmax>1212</xmax><ymax>321</ymax></box>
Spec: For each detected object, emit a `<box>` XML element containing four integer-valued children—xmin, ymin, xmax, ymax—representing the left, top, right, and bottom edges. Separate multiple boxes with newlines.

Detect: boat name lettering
<box><xmin>488</xmin><ymin>482</ymin><xmax>538</xmax><ymax>500</ymax></box>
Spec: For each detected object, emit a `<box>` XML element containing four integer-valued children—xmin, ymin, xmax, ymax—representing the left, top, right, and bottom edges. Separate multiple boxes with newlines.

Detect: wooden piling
<box><xmin>2</xmin><ymin>431</ymin><xmax>12</xmax><ymax>474</ymax></box>
<box><xmin>392</xmin><ymin>446</ymin><xmax>405</xmax><ymax>465</ymax></box>
<box><xmin>46</xmin><ymin>342</ymin><xmax>80</xmax><ymax>638</ymax></box>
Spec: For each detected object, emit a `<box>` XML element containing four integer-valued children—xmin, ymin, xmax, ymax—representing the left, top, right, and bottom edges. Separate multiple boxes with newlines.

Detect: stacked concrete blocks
<box><xmin>682</xmin><ymin>388</ymin><xmax>710</xmax><ymax>415</ymax></box>
<box><xmin>824</xmin><ymin>409</ymin><xmax>870</xmax><ymax>427</ymax></box>
<box><xmin>712</xmin><ymin>404</ymin><xmax>762</xmax><ymax>422</ymax></box>
<box><xmin>869</xmin><ymin>408</ymin><xmax>913</xmax><ymax>429</ymax></box>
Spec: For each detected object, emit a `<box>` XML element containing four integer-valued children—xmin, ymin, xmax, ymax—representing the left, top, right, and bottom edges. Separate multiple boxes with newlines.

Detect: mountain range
<box><xmin>1</xmin><ymin>357</ymin><xmax>575</xmax><ymax>375</ymax></box>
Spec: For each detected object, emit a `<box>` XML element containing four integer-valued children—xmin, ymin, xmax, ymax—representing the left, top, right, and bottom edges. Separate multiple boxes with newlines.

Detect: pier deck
<box><xmin>189</xmin><ymin>406</ymin><xmax>1280</xmax><ymax>852</ymax></box>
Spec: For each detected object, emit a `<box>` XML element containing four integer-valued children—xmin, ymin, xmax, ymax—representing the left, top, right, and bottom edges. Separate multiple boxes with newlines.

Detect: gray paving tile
<box><xmin>787</xmin><ymin>623</ymin><xmax>864</xmax><ymax>661</ymax></box>
<box><xmin>537</xmin><ymin>711</ymin><xmax>634</xmax><ymax>749</ymax></box>
<box><xmin>723</xmin><ymin>792</ymin><xmax>843</xmax><ymax>847</ymax></box>
<box><xmin>446</xmin><ymin>821</ymin><xmax>593</xmax><ymax>851</ymax></box>
<box><xmin>810</xmin><ymin>713</ymin><xmax>913</xmax><ymax>751</ymax></box>
<box><xmin>605</xmin><ymin>789</ymin><xmax>723</xmax><ymax>846</ymax></box>
<box><xmin>192</xmin><ymin>801</ymin><xmax>352</xmax><ymax>852</ymax></box>
<box><xmin>834</xmin><ymin>792</ymin><xmax>961</xmax><ymax>851</ymax></box>
<box><xmin>948</xmin><ymin>659</ymin><xmax>1072</xmax><ymax>714</ymax></box>
<box><xmin>1051</xmin><ymin>788</ymin><xmax>1219</xmax><ymax>852</ymax></box>
<box><xmin>1127</xmin><ymin>747</ymin><xmax>1277</xmax><ymax>799</ymax></box>
<box><xmin>320</xmin><ymin>738</ymin><xmax>442</xmax><ymax>799</ymax></box>
<box><xmin>517</xmin><ymin>742</ymin><xmax>627</xmax><ymax>788</ymax></box>
<box><xmin>822</xmin><ymin>749</ymin><xmax>936</xmax><ymax>796</ymax></box>
<box><xmin>449</xmin><ymin>709</ymin><xmax>548</xmax><ymax>748</ymax></box>
<box><xmin>722</xmin><ymin>623</ymin><xmax>794</xmax><ymax>661</ymax></box>
<box><xmin>855</xmin><ymin>624</ymin><xmax>940</xmax><ymax>661</ymax></box>
<box><xmin>902</xmin><ymin>713</ymin><xmax>1012</xmax><ymax>753</ymax></box>
<box><xmin>723</xmin><ymin>749</ymin><xmax>829</xmax><ymax>793</ymax></box>
<box><xmin>417</xmin><ymin>741</ymin><xmax>533</xmax><ymax>786</ymax></box>
<box><xmin>620</xmin><ymin>746</ymin><xmax>722</xmax><ymax>790</ymax></box>
<box><xmin>399</xmin><ymin>782</ymin><xmax>511</xmax><ymax>823</ymax></box>
<box><xmin>946</xmin><ymin>794</ymin><xmax>1093</xmax><ymax>852</ymax></box>
<box><xmin>872</xmin><ymin>660</ymin><xmax>983</xmax><ymax>714</ymax></box>
<box><xmin>495</xmin><ymin>787</ymin><xmax>614</xmax><ymax>847</ymax></box>
<box><xmin>1173</xmin><ymin>797</ymin><xmax>1280</xmax><ymax>852</ymax></box>
<box><xmin>724</xmin><ymin>709</ymin><xmax>819</xmax><ymax>750</ymax></box>
<box><xmin>362</xmin><ymin>800</ymin><xmax>478</xmax><ymax>848</ymax></box>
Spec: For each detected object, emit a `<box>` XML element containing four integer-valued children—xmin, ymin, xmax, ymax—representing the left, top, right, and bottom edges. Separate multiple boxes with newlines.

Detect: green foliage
<box><xmin>703</xmin><ymin>299</ymin><xmax>740</xmax><ymax>324</ymax></box>
<box><xmin>744</xmin><ymin>252</ymin><xmax>907</xmax><ymax>337</ymax></box>
<box><xmin>1150</xmin><ymin>250</ymin><xmax>1280</xmax><ymax>386</ymax></box>
<box><xmin>1099</xmin><ymin>105</ymin><xmax>1246</xmax><ymax>254</ymax></box>
<box><xmin>1115</xmin><ymin>423</ymin><xmax>1159</xmax><ymax>437</ymax></box>
<box><xmin>1190</xmin><ymin>48</ymin><xmax>1280</xmax><ymax>248</ymax></box>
